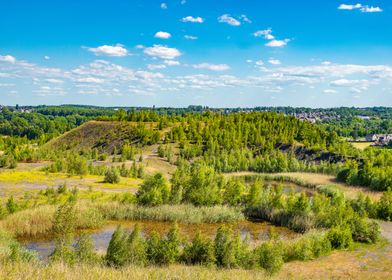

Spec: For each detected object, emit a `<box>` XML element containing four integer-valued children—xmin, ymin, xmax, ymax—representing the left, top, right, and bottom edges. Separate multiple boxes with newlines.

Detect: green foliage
<box><xmin>74</xmin><ymin>234</ymin><xmax>99</xmax><ymax>264</ymax></box>
<box><xmin>182</xmin><ymin>232</ymin><xmax>215</xmax><ymax>266</ymax></box>
<box><xmin>105</xmin><ymin>226</ymin><xmax>128</xmax><ymax>267</ymax></box>
<box><xmin>104</xmin><ymin>168</ymin><xmax>121</xmax><ymax>184</ymax></box>
<box><xmin>6</xmin><ymin>196</ymin><xmax>18</xmax><ymax>214</ymax></box>
<box><xmin>255</xmin><ymin>241</ymin><xmax>284</xmax><ymax>275</ymax></box>
<box><xmin>214</xmin><ymin>226</ymin><xmax>236</xmax><ymax>268</ymax></box>
<box><xmin>49</xmin><ymin>201</ymin><xmax>77</xmax><ymax>264</ymax></box>
<box><xmin>126</xmin><ymin>224</ymin><xmax>147</xmax><ymax>266</ymax></box>
<box><xmin>136</xmin><ymin>173</ymin><xmax>170</xmax><ymax>206</ymax></box>
<box><xmin>328</xmin><ymin>226</ymin><xmax>353</xmax><ymax>249</ymax></box>
<box><xmin>377</xmin><ymin>188</ymin><xmax>392</xmax><ymax>221</ymax></box>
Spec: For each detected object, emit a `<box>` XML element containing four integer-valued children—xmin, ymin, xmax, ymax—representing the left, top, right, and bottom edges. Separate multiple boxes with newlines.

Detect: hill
<box><xmin>44</xmin><ymin>121</ymin><xmax>158</xmax><ymax>153</ymax></box>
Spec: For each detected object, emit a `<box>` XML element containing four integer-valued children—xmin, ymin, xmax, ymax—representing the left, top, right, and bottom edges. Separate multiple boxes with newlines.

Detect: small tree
<box><xmin>136</xmin><ymin>173</ymin><xmax>170</xmax><ymax>206</ymax></box>
<box><xmin>104</xmin><ymin>168</ymin><xmax>121</xmax><ymax>184</ymax></box>
<box><xmin>6</xmin><ymin>196</ymin><xmax>18</xmax><ymax>214</ymax></box>
<box><xmin>160</xmin><ymin>223</ymin><xmax>181</xmax><ymax>265</ymax></box>
<box><xmin>105</xmin><ymin>226</ymin><xmax>128</xmax><ymax>267</ymax></box>
<box><xmin>126</xmin><ymin>224</ymin><xmax>147</xmax><ymax>266</ymax></box>
<box><xmin>256</xmin><ymin>241</ymin><xmax>284</xmax><ymax>275</ymax></box>
<box><xmin>182</xmin><ymin>231</ymin><xmax>215</xmax><ymax>266</ymax></box>
<box><xmin>214</xmin><ymin>225</ymin><xmax>236</xmax><ymax>268</ymax></box>
<box><xmin>74</xmin><ymin>234</ymin><xmax>98</xmax><ymax>264</ymax></box>
<box><xmin>50</xmin><ymin>201</ymin><xmax>77</xmax><ymax>264</ymax></box>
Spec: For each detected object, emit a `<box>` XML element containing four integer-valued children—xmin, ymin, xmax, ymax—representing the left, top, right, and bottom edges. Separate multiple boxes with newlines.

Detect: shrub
<box><xmin>182</xmin><ymin>232</ymin><xmax>215</xmax><ymax>266</ymax></box>
<box><xmin>377</xmin><ymin>188</ymin><xmax>392</xmax><ymax>221</ymax></box>
<box><xmin>214</xmin><ymin>226</ymin><xmax>236</xmax><ymax>268</ymax></box>
<box><xmin>349</xmin><ymin>216</ymin><xmax>380</xmax><ymax>243</ymax></box>
<box><xmin>255</xmin><ymin>241</ymin><xmax>284</xmax><ymax>275</ymax></box>
<box><xmin>159</xmin><ymin>223</ymin><xmax>181</xmax><ymax>265</ymax></box>
<box><xmin>328</xmin><ymin>226</ymin><xmax>353</xmax><ymax>249</ymax></box>
<box><xmin>74</xmin><ymin>234</ymin><xmax>99</xmax><ymax>264</ymax></box>
<box><xmin>136</xmin><ymin>173</ymin><xmax>170</xmax><ymax>206</ymax></box>
<box><xmin>6</xmin><ymin>196</ymin><xmax>18</xmax><ymax>214</ymax></box>
<box><xmin>105</xmin><ymin>226</ymin><xmax>128</xmax><ymax>267</ymax></box>
<box><xmin>104</xmin><ymin>168</ymin><xmax>121</xmax><ymax>184</ymax></box>
<box><xmin>126</xmin><ymin>224</ymin><xmax>147</xmax><ymax>266</ymax></box>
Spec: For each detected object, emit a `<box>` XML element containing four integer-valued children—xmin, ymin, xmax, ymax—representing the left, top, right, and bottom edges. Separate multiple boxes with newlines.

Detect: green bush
<box><xmin>214</xmin><ymin>225</ymin><xmax>236</xmax><ymax>268</ymax></box>
<box><xmin>105</xmin><ymin>226</ymin><xmax>128</xmax><ymax>267</ymax></box>
<box><xmin>377</xmin><ymin>188</ymin><xmax>392</xmax><ymax>221</ymax></box>
<box><xmin>182</xmin><ymin>231</ymin><xmax>215</xmax><ymax>266</ymax></box>
<box><xmin>136</xmin><ymin>173</ymin><xmax>170</xmax><ymax>206</ymax></box>
<box><xmin>255</xmin><ymin>241</ymin><xmax>284</xmax><ymax>275</ymax></box>
<box><xmin>74</xmin><ymin>234</ymin><xmax>99</xmax><ymax>264</ymax></box>
<box><xmin>104</xmin><ymin>168</ymin><xmax>121</xmax><ymax>184</ymax></box>
<box><xmin>328</xmin><ymin>226</ymin><xmax>353</xmax><ymax>249</ymax></box>
<box><xmin>126</xmin><ymin>224</ymin><xmax>147</xmax><ymax>266</ymax></box>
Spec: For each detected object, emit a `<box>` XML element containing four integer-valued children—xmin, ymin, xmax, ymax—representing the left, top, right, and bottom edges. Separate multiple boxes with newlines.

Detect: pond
<box><xmin>22</xmin><ymin>220</ymin><xmax>299</xmax><ymax>261</ymax></box>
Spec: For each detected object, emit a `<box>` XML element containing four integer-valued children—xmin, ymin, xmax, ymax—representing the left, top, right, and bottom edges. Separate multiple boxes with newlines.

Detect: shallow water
<box><xmin>22</xmin><ymin>220</ymin><xmax>298</xmax><ymax>260</ymax></box>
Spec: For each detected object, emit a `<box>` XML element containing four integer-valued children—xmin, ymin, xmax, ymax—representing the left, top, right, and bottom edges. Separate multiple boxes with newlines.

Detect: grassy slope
<box><xmin>44</xmin><ymin>121</ymin><xmax>157</xmax><ymax>153</ymax></box>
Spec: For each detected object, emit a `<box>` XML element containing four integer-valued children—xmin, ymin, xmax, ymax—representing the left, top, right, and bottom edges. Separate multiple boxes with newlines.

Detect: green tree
<box><xmin>136</xmin><ymin>173</ymin><xmax>170</xmax><ymax>206</ymax></box>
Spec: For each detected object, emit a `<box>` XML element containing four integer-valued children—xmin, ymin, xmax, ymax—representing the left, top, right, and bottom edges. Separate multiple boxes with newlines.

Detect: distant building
<box><xmin>357</xmin><ymin>115</ymin><xmax>371</xmax><ymax>120</ymax></box>
<box><xmin>366</xmin><ymin>134</ymin><xmax>392</xmax><ymax>145</ymax></box>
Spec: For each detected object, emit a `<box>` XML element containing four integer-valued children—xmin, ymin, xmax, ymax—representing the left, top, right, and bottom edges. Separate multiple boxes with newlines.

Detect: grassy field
<box><xmin>0</xmin><ymin>170</ymin><xmax>142</xmax><ymax>196</ymax></box>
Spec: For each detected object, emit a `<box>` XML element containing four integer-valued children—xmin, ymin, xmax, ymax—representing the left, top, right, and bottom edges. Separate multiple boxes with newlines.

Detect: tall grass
<box><xmin>96</xmin><ymin>203</ymin><xmax>245</xmax><ymax>224</ymax></box>
<box><xmin>0</xmin><ymin>203</ymin><xmax>104</xmax><ymax>238</ymax></box>
<box><xmin>0</xmin><ymin>262</ymin><xmax>270</xmax><ymax>280</ymax></box>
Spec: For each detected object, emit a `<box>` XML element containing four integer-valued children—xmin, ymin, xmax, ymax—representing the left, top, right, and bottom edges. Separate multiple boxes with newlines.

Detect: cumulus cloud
<box><xmin>144</xmin><ymin>45</ymin><xmax>182</xmax><ymax>60</ymax></box>
<box><xmin>154</xmin><ymin>31</ymin><xmax>172</xmax><ymax>39</ymax></box>
<box><xmin>184</xmin><ymin>35</ymin><xmax>198</xmax><ymax>40</ymax></box>
<box><xmin>87</xmin><ymin>44</ymin><xmax>128</xmax><ymax>57</ymax></box>
<box><xmin>193</xmin><ymin>63</ymin><xmax>230</xmax><ymax>71</ymax></box>
<box><xmin>181</xmin><ymin>16</ymin><xmax>204</xmax><ymax>23</ymax></box>
<box><xmin>266</xmin><ymin>39</ymin><xmax>290</xmax><ymax>47</ymax></box>
<box><xmin>218</xmin><ymin>14</ymin><xmax>241</xmax><ymax>26</ymax></box>
<box><xmin>44</xmin><ymin>56</ymin><xmax>50</xmax><ymax>60</ymax></box>
<box><xmin>160</xmin><ymin>3</ymin><xmax>167</xmax><ymax>9</ymax></box>
<box><xmin>0</xmin><ymin>55</ymin><xmax>16</xmax><ymax>64</ymax></box>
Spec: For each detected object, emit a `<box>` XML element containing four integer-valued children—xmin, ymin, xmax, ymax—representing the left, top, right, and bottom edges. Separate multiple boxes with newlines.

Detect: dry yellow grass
<box><xmin>350</xmin><ymin>142</ymin><xmax>374</xmax><ymax>150</ymax></box>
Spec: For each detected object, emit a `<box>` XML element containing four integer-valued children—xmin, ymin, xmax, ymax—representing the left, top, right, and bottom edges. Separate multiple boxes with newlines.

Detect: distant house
<box><xmin>357</xmin><ymin>115</ymin><xmax>371</xmax><ymax>121</ymax></box>
<box><xmin>365</xmin><ymin>134</ymin><xmax>392</xmax><ymax>145</ymax></box>
<box><xmin>365</xmin><ymin>134</ymin><xmax>379</xmax><ymax>142</ymax></box>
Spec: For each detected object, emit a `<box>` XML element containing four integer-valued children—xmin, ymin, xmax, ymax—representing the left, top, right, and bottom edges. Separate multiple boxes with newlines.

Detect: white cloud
<box><xmin>255</xmin><ymin>60</ymin><xmax>264</xmax><ymax>66</ymax></box>
<box><xmin>218</xmin><ymin>14</ymin><xmax>241</xmax><ymax>26</ymax></box>
<box><xmin>193</xmin><ymin>63</ymin><xmax>230</xmax><ymax>71</ymax></box>
<box><xmin>181</xmin><ymin>0</ymin><xmax>186</xmax><ymax>4</ymax></box>
<box><xmin>87</xmin><ymin>44</ymin><xmax>128</xmax><ymax>57</ymax></box>
<box><xmin>45</xmin><ymin>78</ymin><xmax>64</xmax><ymax>84</ymax></box>
<box><xmin>268</xmin><ymin>59</ymin><xmax>281</xmax><ymax>65</ymax></box>
<box><xmin>338</xmin><ymin>3</ymin><xmax>383</xmax><ymax>13</ymax></box>
<box><xmin>266</xmin><ymin>39</ymin><xmax>290</xmax><ymax>47</ymax></box>
<box><xmin>144</xmin><ymin>45</ymin><xmax>182</xmax><ymax>60</ymax></box>
<box><xmin>361</xmin><ymin>6</ymin><xmax>383</xmax><ymax>13</ymax></box>
<box><xmin>240</xmin><ymin>14</ymin><xmax>252</xmax><ymax>23</ymax></box>
<box><xmin>147</xmin><ymin>64</ymin><xmax>167</xmax><ymax>70</ymax></box>
<box><xmin>164</xmin><ymin>60</ymin><xmax>180</xmax><ymax>66</ymax></box>
<box><xmin>160</xmin><ymin>3</ymin><xmax>167</xmax><ymax>9</ymax></box>
<box><xmin>254</xmin><ymin>29</ymin><xmax>275</xmax><ymax>40</ymax></box>
<box><xmin>0</xmin><ymin>55</ymin><xmax>16</xmax><ymax>64</ymax></box>
<box><xmin>184</xmin><ymin>35</ymin><xmax>198</xmax><ymax>40</ymax></box>
<box><xmin>154</xmin><ymin>31</ymin><xmax>172</xmax><ymax>39</ymax></box>
<box><xmin>338</xmin><ymin>3</ymin><xmax>362</xmax><ymax>10</ymax></box>
<box><xmin>44</xmin><ymin>56</ymin><xmax>50</xmax><ymax>60</ymax></box>
<box><xmin>181</xmin><ymin>16</ymin><xmax>204</xmax><ymax>23</ymax></box>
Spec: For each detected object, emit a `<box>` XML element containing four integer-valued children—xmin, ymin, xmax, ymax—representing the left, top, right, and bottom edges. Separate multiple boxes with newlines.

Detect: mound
<box><xmin>45</xmin><ymin>121</ymin><xmax>158</xmax><ymax>153</ymax></box>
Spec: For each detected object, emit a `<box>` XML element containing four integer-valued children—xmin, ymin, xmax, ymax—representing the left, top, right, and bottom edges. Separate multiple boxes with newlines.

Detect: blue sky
<box><xmin>0</xmin><ymin>0</ymin><xmax>392</xmax><ymax>107</ymax></box>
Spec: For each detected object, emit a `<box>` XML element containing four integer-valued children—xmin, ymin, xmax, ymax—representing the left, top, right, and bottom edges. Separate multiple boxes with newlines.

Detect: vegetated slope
<box><xmin>44</xmin><ymin>121</ymin><xmax>158</xmax><ymax>153</ymax></box>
